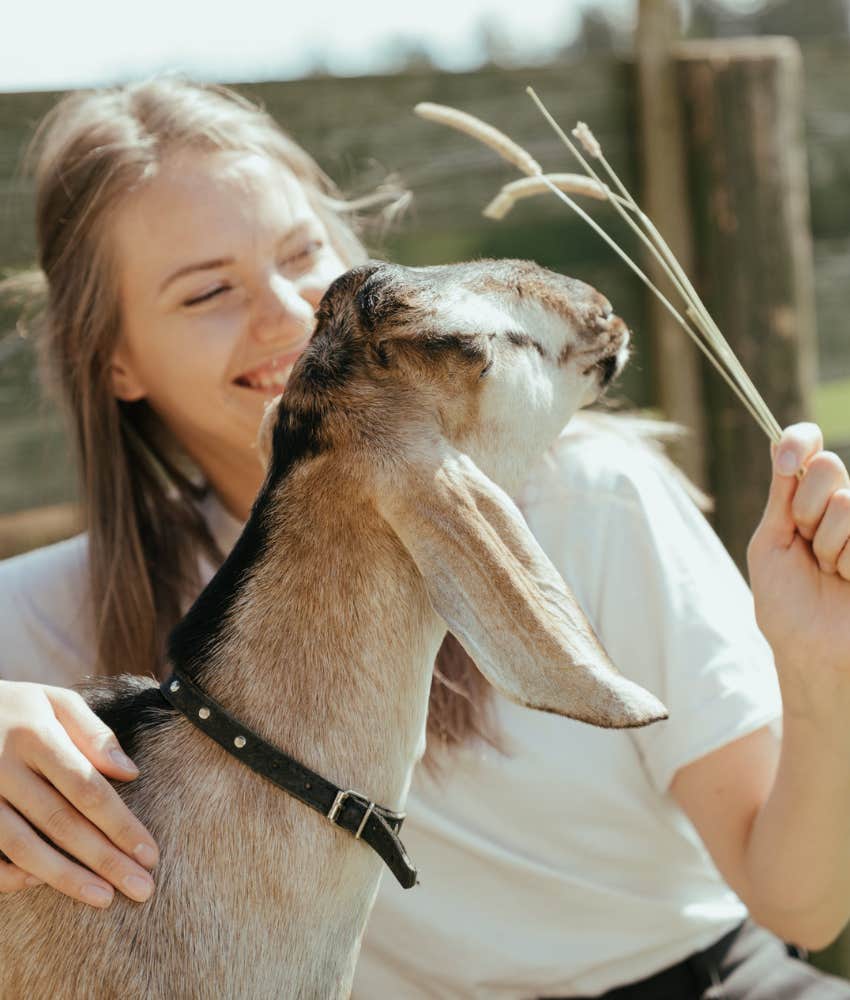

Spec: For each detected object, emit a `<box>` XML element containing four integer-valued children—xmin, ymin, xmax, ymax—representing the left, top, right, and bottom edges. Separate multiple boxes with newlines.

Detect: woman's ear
<box><xmin>110</xmin><ymin>345</ymin><xmax>147</xmax><ymax>402</ymax></box>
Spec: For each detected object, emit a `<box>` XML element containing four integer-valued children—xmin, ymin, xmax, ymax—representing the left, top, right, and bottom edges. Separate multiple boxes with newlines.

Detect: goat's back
<box><xmin>0</xmin><ymin>675</ymin><xmax>379</xmax><ymax>1000</ymax></box>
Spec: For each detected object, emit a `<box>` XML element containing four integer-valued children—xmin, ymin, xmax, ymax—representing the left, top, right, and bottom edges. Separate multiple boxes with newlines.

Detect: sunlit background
<box><xmin>2</xmin><ymin>0</ymin><xmax>850</xmax><ymax>567</ymax></box>
<box><xmin>3</xmin><ymin>0</ymin><xmax>850</xmax><ymax>973</ymax></box>
<box><xmin>3</xmin><ymin>0</ymin><xmax>843</xmax><ymax>92</ymax></box>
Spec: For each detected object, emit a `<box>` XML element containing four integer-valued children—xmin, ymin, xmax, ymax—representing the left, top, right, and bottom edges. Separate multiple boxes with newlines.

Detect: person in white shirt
<box><xmin>2</xmin><ymin>78</ymin><xmax>850</xmax><ymax>998</ymax></box>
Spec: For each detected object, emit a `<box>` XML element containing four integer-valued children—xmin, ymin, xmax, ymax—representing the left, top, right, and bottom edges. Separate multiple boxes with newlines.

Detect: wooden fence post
<box><xmin>676</xmin><ymin>37</ymin><xmax>818</xmax><ymax>572</ymax></box>
<box><xmin>635</xmin><ymin>0</ymin><xmax>708</xmax><ymax>489</ymax></box>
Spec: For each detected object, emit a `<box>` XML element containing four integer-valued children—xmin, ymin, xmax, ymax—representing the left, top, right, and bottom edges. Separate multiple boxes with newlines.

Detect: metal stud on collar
<box><xmin>159</xmin><ymin>669</ymin><xmax>418</xmax><ymax>888</ymax></box>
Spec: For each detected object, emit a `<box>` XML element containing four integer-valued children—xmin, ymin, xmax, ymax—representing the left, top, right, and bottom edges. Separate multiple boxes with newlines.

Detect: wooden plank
<box><xmin>636</xmin><ymin>0</ymin><xmax>707</xmax><ymax>487</ymax></box>
<box><xmin>0</xmin><ymin>63</ymin><xmax>649</xmax><ymax>517</ymax></box>
<box><xmin>0</xmin><ymin>47</ymin><xmax>848</xmax><ymax>526</ymax></box>
<box><xmin>677</xmin><ymin>37</ymin><xmax>818</xmax><ymax>572</ymax></box>
<box><xmin>0</xmin><ymin>501</ymin><xmax>80</xmax><ymax>558</ymax></box>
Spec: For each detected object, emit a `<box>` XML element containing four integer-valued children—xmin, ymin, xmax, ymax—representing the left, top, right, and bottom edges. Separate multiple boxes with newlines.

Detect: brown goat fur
<box><xmin>0</xmin><ymin>260</ymin><xmax>665</xmax><ymax>999</ymax></box>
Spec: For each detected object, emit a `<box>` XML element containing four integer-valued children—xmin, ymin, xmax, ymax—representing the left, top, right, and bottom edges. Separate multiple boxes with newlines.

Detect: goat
<box><xmin>0</xmin><ymin>259</ymin><xmax>667</xmax><ymax>999</ymax></box>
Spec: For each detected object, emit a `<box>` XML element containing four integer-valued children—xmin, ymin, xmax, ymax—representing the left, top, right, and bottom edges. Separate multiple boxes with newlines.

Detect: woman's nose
<box><xmin>250</xmin><ymin>274</ymin><xmax>314</xmax><ymax>344</ymax></box>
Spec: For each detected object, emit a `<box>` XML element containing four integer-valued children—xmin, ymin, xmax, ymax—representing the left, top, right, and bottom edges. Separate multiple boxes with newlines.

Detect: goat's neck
<box><xmin>155</xmin><ymin>463</ymin><xmax>443</xmax><ymax>997</ymax></box>
<box><xmin>173</xmin><ymin>466</ymin><xmax>443</xmax><ymax>810</ymax></box>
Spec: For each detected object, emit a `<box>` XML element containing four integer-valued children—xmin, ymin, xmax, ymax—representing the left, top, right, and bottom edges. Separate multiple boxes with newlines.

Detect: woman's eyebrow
<box><xmin>157</xmin><ymin>223</ymin><xmax>320</xmax><ymax>296</ymax></box>
<box><xmin>277</xmin><ymin>219</ymin><xmax>320</xmax><ymax>250</ymax></box>
<box><xmin>159</xmin><ymin>258</ymin><xmax>233</xmax><ymax>296</ymax></box>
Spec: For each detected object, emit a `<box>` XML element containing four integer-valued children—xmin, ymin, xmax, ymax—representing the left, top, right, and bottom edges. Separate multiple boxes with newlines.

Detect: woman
<box><xmin>2</xmin><ymin>78</ymin><xmax>850</xmax><ymax>997</ymax></box>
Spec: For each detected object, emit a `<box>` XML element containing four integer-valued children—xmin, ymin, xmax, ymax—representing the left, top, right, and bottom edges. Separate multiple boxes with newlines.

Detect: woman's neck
<box><xmin>187</xmin><ymin>440</ymin><xmax>265</xmax><ymax>523</ymax></box>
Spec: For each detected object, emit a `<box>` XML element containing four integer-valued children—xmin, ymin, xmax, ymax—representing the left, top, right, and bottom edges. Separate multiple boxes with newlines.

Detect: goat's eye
<box><xmin>479</xmin><ymin>360</ymin><xmax>493</xmax><ymax>379</ymax></box>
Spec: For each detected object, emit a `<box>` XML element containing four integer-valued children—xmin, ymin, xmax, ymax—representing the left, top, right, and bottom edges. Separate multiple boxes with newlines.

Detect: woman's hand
<box><xmin>0</xmin><ymin>681</ymin><xmax>159</xmax><ymax>906</ymax></box>
<box><xmin>748</xmin><ymin>423</ymin><xmax>850</xmax><ymax>723</ymax></box>
<box><xmin>672</xmin><ymin>423</ymin><xmax>850</xmax><ymax>949</ymax></box>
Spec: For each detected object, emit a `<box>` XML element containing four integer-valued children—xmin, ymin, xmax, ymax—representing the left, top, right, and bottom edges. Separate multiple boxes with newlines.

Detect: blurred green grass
<box><xmin>814</xmin><ymin>377</ymin><xmax>850</xmax><ymax>447</ymax></box>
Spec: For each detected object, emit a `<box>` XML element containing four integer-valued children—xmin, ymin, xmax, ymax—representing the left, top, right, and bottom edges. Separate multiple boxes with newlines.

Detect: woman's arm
<box><xmin>0</xmin><ymin>535</ymin><xmax>160</xmax><ymax>906</ymax></box>
<box><xmin>0</xmin><ymin>681</ymin><xmax>159</xmax><ymax>906</ymax></box>
<box><xmin>672</xmin><ymin>423</ymin><xmax>850</xmax><ymax>950</ymax></box>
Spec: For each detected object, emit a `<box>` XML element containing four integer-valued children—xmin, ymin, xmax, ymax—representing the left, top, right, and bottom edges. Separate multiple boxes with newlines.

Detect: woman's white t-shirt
<box><xmin>0</xmin><ymin>418</ymin><xmax>782</xmax><ymax>998</ymax></box>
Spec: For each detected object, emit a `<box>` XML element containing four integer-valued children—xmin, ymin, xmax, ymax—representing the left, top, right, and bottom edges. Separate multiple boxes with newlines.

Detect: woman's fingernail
<box><xmin>133</xmin><ymin>843</ymin><xmax>158</xmax><ymax>868</ymax></box>
<box><xmin>24</xmin><ymin>876</ymin><xmax>43</xmax><ymax>887</ymax></box>
<box><xmin>777</xmin><ymin>449</ymin><xmax>798</xmax><ymax>476</ymax></box>
<box><xmin>122</xmin><ymin>874</ymin><xmax>154</xmax><ymax>902</ymax></box>
<box><xmin>110</xmin><ymin>748</ymin><xmax>138</xmax><ymax>772</ymax></box>
<box><xmin>81</xmin><ymin>884</ymin><xmax>114</xmax><ymax>907</ymax></box>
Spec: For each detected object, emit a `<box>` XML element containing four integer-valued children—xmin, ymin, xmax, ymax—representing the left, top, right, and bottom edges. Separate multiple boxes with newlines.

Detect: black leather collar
<box><xmin>159</xmin><ymin>668</ymin><xmax>418</xmax><ymax>889</ymax></box>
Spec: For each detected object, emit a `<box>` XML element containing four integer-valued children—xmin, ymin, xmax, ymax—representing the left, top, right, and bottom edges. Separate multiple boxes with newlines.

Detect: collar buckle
<box><xmin>328</xmin><ymin>788</ymin><xmax>375</xmax><ymax>840</ymax></box>
<box><xmin>160</xmin><ymin>668</ymin><xmax>417</xmax><ymax>885</ymax></box>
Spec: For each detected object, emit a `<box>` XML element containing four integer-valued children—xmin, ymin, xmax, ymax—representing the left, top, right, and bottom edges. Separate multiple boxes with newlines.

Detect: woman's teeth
<box><xmin>237</xmin><ymin>360</ymin><xmax>296</xmax><ymax>390</ymax></box>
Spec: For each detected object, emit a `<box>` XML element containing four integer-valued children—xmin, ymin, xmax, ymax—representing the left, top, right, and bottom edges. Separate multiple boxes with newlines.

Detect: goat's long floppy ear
<box><xmin>377</xmin><ymin>449</ymin><xmax>667</xmax><ymax>728</ymax></box>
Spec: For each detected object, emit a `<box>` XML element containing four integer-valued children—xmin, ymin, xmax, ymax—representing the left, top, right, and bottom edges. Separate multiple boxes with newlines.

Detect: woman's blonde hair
<box><xmin>26</xmin><ymin>78</ymin><xmax>376</xmax><ymax>676</ymax></box>
<box><xmin>17</xmin><ymin>76</ymin><xmax>498</xmax><ymax>760</ymax></box>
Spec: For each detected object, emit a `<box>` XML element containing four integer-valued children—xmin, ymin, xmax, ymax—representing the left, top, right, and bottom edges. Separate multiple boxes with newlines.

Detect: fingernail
<box><xmin>110</xmin><ymin>748</ymin><xmax>138</xmax><ymax>772</ymax></box>
<box><xmin>133</xmin><ymin>843</ymin><xmax>158</xmax><ymax>868</ymax></box>
<box><xmin>81</xmin><ymin>884</ymin><xmax>114</xmax><ymax>907</ymax></box>
<box><xmin>777</xmin><ymin>449</ymin><xmax>798</xmax><ymax>476</ymax></box>
<box><xmin>122</xmin><ymin>874</ymin><xmax>154</xmax><ymax>902</ymax></box>
<box><xmin>24</xmin><ymin>876</ymin><xmax>43</xmax><ymax>887</ymax></box>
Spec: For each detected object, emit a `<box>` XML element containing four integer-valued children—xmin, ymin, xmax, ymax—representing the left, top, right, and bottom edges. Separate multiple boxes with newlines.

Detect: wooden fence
<box><xmin>2</xmin><ymin>42</ymin><xmax>850</xmax><ymax>563</ymax></box>
<box><xmin>3</xmin><ymin>39</ymin><xmax>850</xmax><ymax>977</ymax></box>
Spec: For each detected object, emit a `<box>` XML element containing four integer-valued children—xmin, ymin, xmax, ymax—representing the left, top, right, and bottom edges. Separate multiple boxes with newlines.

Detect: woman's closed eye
<box><xmin>181</xmin><ymin>241</ymin><xmax>325</xmax><ymax>308</ymax></box>
<box><xmin>281</xmin><ymin>239</ymin><xmax>324</xmax><ymax>272</ymax></box>
<box><xmin>183</xmin><ymin>285</ymin><xmax>230</xmax><ymax>307</ymax></box>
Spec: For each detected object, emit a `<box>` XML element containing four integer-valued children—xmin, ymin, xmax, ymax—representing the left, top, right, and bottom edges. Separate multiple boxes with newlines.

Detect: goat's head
<box><xmin>258</xmin><ymin>260</ymin><xmax>667</xmax><ymax>730</ymax></box>
<box><xmin>271</xmin><ymin>260</ymin><xmax>628</xmax><ymax>491</ymax></box>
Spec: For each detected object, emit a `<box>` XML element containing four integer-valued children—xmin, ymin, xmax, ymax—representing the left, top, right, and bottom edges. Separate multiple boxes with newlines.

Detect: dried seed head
<box><xmin>519</xmin><ymin>88</ymin><xmax>781</xmax><ymax>444</ymax></box>
<box><xmin>572</xmin><ymin>122</ymin><xmax>602</xmax><ymax>159</ymax></box>
<box><xmin>483</xmin><ymin>173</ymin><xmax>608</xmax><ymax>220</ymax></box>
<box><xmin>415</xmin><ymin>102</ymin><xmax>542</xmax><ymax>177</ymax></box>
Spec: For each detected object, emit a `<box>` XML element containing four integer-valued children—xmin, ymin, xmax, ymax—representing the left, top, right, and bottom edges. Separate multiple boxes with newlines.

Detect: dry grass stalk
<box><xmin>414</xmin><ymin>102</ymin><xmax>542</xmax><ymax>177</ymax></box>
<box><xmin>483</xmin><ymin>174</ymin><xmax>610</xmax><ymax>220</ymax></box>
<box><xmin>572</xmin><ymin>122</ymin><xmax>602</xmax><ymax>160</ymax></box>
<box><xmin>415</xmin><ymin>92</ymin><xmax>782</xmax><ymax>445</ymax></box>
<box><xmin>522</xmin><ymin>90</ymin><xmax>780</xmax><ymax>439</ymax></box>
<box><xmin>526</xmin><ymin>89</ymin><xmax>781</xmax><ymax>443</ymax></box>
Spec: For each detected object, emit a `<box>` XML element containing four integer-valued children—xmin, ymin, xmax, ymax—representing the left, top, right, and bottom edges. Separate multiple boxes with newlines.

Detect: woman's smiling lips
<box><xmin>233</xmin><ymin>343</ymin><xmax>310</xmax><ymax>391</ymax></box>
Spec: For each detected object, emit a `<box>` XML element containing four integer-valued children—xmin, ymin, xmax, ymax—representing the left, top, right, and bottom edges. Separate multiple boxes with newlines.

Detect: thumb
<box><xmin>755</xmin><ymin>446</ymin><xmax>799</xmax><ymax>548</ymax></box>
<box><xmin>754</xmin><ymin>423</ymin><xmax>822</xmax><ymax>550</ymax></box>
<box><xmin>42</xmin><ymin>686</ymin><xmax>140</xmax><ymax>780</ymax></box>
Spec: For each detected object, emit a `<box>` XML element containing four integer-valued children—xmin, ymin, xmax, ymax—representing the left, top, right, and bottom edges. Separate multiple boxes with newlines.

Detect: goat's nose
<box><xmin>588</xmin><ymin>292</ymin><xmax>614</xmax><ymax>323</ymax></box>
<box><xmin>584</xmin><ymin>300</ymin><xmax>620</xmax><ymax>338</ymax></box>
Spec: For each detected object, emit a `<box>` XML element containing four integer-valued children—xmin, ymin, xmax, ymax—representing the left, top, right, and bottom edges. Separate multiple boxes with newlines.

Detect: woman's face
<box><xmin>109</xmin><ymin>148</ymin><xmax>348</xmax><ymax>485</ymax></box>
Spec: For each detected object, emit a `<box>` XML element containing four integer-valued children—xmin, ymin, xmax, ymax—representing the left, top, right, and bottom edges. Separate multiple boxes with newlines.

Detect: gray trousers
<box><xmin>549</xmin><ymin>921</ymin><xmax>850</xmax><ymax>999</ymax></box>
